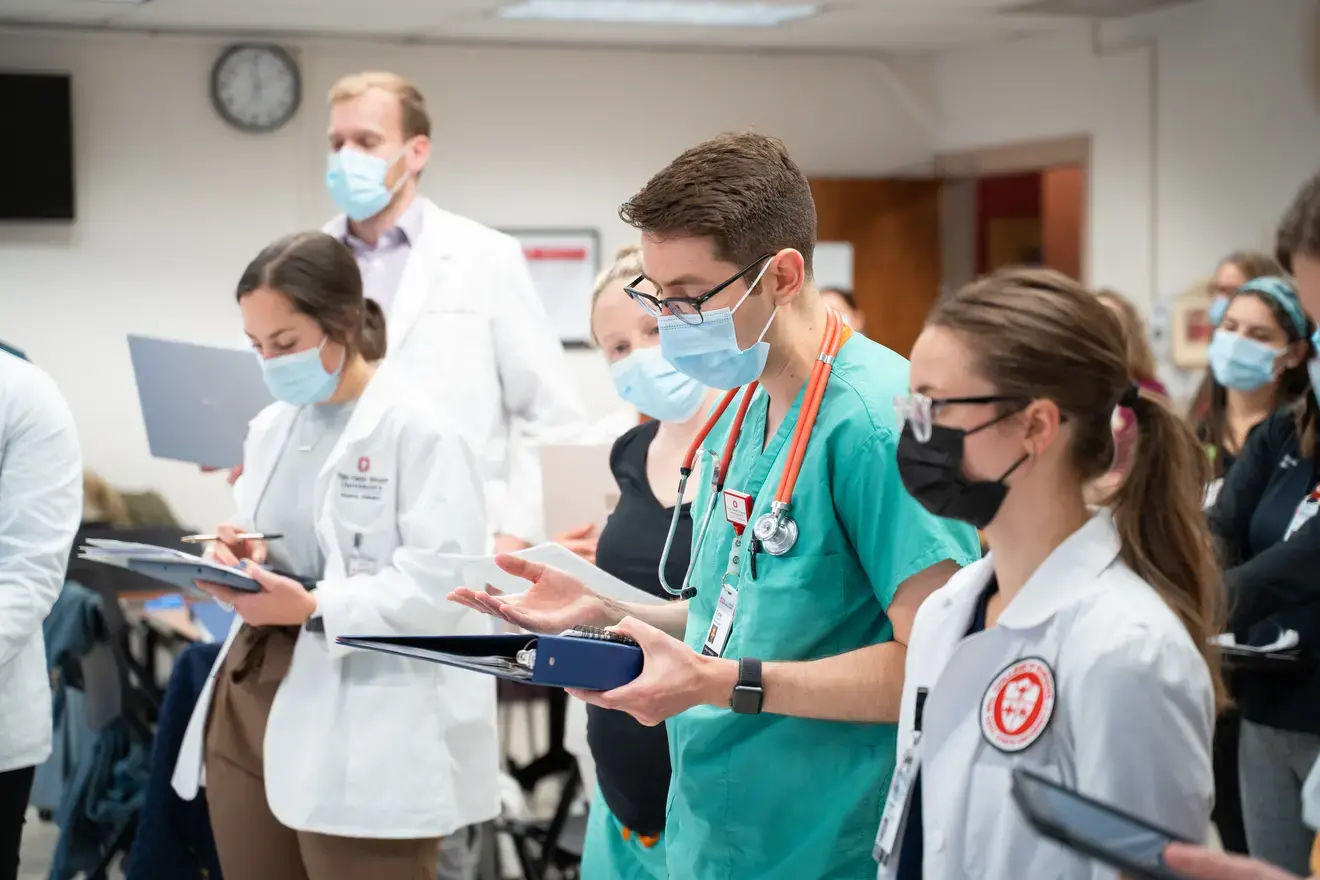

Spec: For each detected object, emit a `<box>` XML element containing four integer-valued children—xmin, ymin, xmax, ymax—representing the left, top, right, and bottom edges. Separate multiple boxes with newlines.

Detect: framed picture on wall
<box><xmin>1170</xmin><ymin>280</ymin><xmax>1215</xmax><ymax>370</ymax></box>
<box><xmin>503</xmin><ymin>228</ymin><xmax>601</xmax><ymax>349</ymax></box>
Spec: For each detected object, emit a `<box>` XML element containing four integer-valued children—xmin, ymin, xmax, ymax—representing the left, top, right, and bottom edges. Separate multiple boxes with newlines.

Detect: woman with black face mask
<box><xmin>875</xmin><ymin>268</ymin><xmax>1226</xmax><ymax>880</ymax></box>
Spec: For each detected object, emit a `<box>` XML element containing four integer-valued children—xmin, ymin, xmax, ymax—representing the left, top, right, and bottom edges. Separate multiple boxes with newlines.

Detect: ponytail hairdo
<box><xmin>930</xmin><ymin>268</ymin><xmax>1227</xmax><ymax>711</ymax></box>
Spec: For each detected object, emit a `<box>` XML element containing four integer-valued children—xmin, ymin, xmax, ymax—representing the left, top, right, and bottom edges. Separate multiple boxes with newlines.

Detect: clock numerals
<box><xmin>211</xmin><ymin>44</ymin><xmax>301</xmax><ymax>133</ymax></box>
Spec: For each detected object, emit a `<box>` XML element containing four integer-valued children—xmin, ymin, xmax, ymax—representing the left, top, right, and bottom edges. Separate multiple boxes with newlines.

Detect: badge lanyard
<box><xmin>1285</xmin><ymin>484</ymin><xmax>1320</xmax><ymax>542</ymax></box>
<box><xmin>658</xmin><ymin>309</ymin><xmax>851</xmax><ymax>599</ymax></box>
<box><xmin>701</xmin><ymin>490</ymin><xmax>753</xmax><ymax>657</ymax></box>
<box><xmin>875</xmin><ymin>688</ymin><xmax>929</xmax><ymax>866</ymax></box>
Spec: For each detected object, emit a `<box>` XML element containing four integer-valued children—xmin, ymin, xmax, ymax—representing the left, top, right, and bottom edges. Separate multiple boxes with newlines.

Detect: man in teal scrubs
<box><xmin>450</xmin><ymin>132</ymin><xmax>981</xmax><ymax>878</ymax></box>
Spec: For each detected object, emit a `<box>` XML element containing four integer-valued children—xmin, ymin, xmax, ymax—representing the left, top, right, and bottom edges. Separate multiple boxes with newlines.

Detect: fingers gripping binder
<box><xmin>335</xmin><ymin>626</ymin><xmax>644</xmax><ymax>691</ymax></box>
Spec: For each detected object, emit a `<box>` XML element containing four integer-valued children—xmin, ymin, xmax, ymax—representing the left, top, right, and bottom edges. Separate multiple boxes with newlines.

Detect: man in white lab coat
<box><xmin>0</xmin><ymin>350</ymin><xmax>81</xmax><ymax>880</ymax></box>
<box><xmin>322</xmin><ymin>71</ymin><xmax>583</xmax><ymax>558</ymax></box>
<box><xmin>220</xmin><ymin>71</ymin><xmax>583</xmax><ymax>558</ymax></box>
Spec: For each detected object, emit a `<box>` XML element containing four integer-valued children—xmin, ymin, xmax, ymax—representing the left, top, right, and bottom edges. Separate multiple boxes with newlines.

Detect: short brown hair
<box><xmin>328</xmin><ymin>71</ymin><xmax>430</xmax><ymax>140</ymax></box>
<box><xmin>619</xmin><ymin>132</ymin><xmax>817</xmax><ymax>274</ymax></box>
<box><xmin>236</xmin><ymin>232</ymin><xmax>387</xmax><ymax>361</ymax></box>
<box><xmin>932</xmin><ymin>268</ymin><xmax>1226</xmax><ymax>711</ymax></box>
<box><xmin>1277</xmin><ymin>171</ymin><xmax>1320</xmax><ymax>272</ymax></box>
<box><xmin>1094</xmin><ymin>289</ymin><xmax>1158</xmax><ymax>384</ymax></box>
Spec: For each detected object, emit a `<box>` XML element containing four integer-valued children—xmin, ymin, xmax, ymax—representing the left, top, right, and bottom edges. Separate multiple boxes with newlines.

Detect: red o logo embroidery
<box><xmin>357</xmin><ymin>456</ymin><xmax>370</xmax><ymax>473</ymax></box>
<box><xmin>980</xmin><ymin>658</ymin><xmax>1056</xmax><ymax>753</ymax></box>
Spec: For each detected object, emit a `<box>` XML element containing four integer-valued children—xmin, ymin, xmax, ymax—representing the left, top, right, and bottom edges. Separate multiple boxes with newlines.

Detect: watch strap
<box><xmin>731</xmin><ymin>657</ymin><xmax>764</xmax><ymax>715</ymax></box>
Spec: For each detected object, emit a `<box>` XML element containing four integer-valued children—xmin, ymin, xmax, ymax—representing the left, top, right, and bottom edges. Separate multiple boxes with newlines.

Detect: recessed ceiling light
<box><xmin>497</xmin><ymin>0</ymin><xmax>821</xmax><ymax>28</ymax></box>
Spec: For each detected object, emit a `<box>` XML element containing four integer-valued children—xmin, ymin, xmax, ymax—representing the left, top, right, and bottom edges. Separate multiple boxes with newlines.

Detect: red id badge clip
<box><xmin>723</xmin><ymin>490</ymin><xmax>754</xmax><ymax>536</ymax></box>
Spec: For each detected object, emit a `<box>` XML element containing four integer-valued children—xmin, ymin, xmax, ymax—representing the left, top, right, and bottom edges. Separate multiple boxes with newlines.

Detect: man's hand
<box><xmin>199</xmin><ymin>464</ymin><xmax>243</xmax><ymax>485</ymax></box>
<box><xmin>493</xmin><ymin>533</ymin><xmax>532</xmax><ymax>556</ymax></box>
<box><xmin>554</xmin><ymin>523</ymin><xmax>599</xmax><ymax>564</ymax></box>
<box><xmin>196</xmin><ymin>563</ymin><xmax>316</xmax><ymax>627</ymax></box>
<box><xmin>567</xmin><ymin>616</ymin><xmax>735</xmax><ymax>727</ymax></box>
<box><xmin>1158</xmin><ymin>843</ymin><xmax>1306</xmax><ymax>880</ymax></box>
<box><xmin>447</xmin><ymin>554</ymin><xmax>614</xmax><ymax>634</ymax></box>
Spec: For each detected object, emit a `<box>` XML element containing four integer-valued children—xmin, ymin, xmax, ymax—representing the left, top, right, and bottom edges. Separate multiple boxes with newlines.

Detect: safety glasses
<box><xmin>894</xmin><ymin>392</ymin><xmax>1029</xmax><ymax>443</ymax></box>
<box><xmin>624</xmin><ymin>254</ymin><xmax>775</xmax><ymax>326</ymax></box>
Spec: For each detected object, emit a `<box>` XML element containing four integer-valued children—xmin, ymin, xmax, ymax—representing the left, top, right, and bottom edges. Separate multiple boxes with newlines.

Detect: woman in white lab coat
<box><xmin>879</xmin><ymin>267</ymin><xmax>1225</xmax><ymax>879</ymax></box>
<box><xmin>170</xmin><ymin>231</ymin><xmax>498</xmax><ymax>880</ymax></box>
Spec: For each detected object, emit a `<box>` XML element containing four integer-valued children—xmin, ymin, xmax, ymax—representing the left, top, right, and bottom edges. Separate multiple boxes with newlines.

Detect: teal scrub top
<box><xmin>665</xmin><ymin>334</ymin><xmax>981</xmax><ymax>880</ymax></box>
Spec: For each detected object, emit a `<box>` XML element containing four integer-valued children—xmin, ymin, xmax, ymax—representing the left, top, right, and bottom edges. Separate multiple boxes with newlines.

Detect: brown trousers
<box><xmin>204</xmin><ymin>625</ymin><xmax>441</xmax><ymax>880</ymax></box>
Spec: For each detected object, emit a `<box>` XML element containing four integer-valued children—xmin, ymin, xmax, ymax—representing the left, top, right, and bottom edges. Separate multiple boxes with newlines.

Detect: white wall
<box><xmin>932</xmin><ymin>0</ymin><xmax>1320</xmax><ymax>314</ymax></box>
<box><xmin>934</xmin><ymin>26</ymin><xmax>1155</xmax><ymax>306</ymax></box>
<box><xmin>0</xmin><ymin>29</ymin><xmax>935</xmax><ymax>529</ymax></box>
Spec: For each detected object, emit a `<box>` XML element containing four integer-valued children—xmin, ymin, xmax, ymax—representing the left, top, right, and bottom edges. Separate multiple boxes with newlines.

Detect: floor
<box><xmin>17</xmin><ymin>698</ymin><xmax>568</xmax><ymax>880</ymax></box>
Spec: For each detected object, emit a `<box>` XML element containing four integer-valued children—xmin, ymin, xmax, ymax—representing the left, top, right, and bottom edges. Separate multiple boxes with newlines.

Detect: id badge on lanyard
<box><xmin>1285</xmin><ymin>487</ymin><xmax>1320</xmax><ymax>542</ymax></box>
<box><xmin>875</xmin><ymin>688</ymin><xmax>928</xmax><ymax>866</ymax></box>
<box><xmin>702</xmin><ymin>490</ymin><xmax>753</xmax><ymax>658</ymax></box>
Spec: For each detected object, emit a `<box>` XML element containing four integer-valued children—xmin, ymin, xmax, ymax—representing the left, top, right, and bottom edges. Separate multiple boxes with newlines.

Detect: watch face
<box><xmin>211</xmin><ymin>44</ymin><xmax>301</xmax><ymax>133</ymax></box>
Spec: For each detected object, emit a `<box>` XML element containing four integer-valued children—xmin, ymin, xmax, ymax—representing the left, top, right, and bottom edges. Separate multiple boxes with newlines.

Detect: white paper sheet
<box><xmin>446</xmin><ymin>542</ymin><xmax>665</xmax><ymax>606</ymax></box>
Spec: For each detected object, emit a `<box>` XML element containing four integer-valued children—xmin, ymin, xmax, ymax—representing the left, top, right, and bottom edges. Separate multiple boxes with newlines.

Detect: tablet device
<box><xmin>127</xmin><ymin>334</ymin><xmax>272</xmax><ymax>468</ymax></box>
<box><xmin>1011</xmin><ymin>767</ymin><xmax>1191</xmax><ymax>880</ymax></box>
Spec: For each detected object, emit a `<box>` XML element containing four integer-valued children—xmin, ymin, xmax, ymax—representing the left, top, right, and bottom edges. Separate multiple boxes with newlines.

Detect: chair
<box><xmin>497</xmin><ymin>760</ymin><xmax>585</xmax><ymax>880</ymax></box>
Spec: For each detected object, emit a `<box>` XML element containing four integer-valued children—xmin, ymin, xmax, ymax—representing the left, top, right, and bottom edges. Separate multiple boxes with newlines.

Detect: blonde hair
<box><xmin>83</xmin><ymin>472</ymin><xmax>130</xmax><ymax>527</ymax></box>
<box><xmin>587</xmin><ymin>245</ymin><xmax>645</xmax><ymax>345</ymax></box>
<box><xmin>1094</xmin><ymin>289</ymin><xmax>1159</xmax><ymax>384</ymax></box>
<box><xmin>328</xmin><ymin>72</ymin><xmax>430</xmax><ymax>140</ymax></box>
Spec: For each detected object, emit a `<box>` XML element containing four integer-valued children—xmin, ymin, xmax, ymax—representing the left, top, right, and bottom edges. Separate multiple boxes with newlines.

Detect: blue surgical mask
<box><xmin>658</xmin><ymin>261</ymin><xmax>777</xmax><ymax>390</ymax></box>
<box><xmin>1207</xmin><ymin>328</ymin><xmax>1281</xmax><ymax>392</ymax></box>
<box><xmin>611</xmin><ymin>346</ymin><xmax>707</xmax><ymax>422</ymax></box>
<box><xmin>261</xmin><ymin>338</ymin><xmax>342</xmax><ymax>406</ymax></box>
<box><xmin>326</xmin><ymin>145</ymin><xmax>410</xmax><ymax>222</ymax></box>
<box><xmin>1208</xmin><ymin>296</ymin><xmax>1229</xmax><ymax>327</ymax></box>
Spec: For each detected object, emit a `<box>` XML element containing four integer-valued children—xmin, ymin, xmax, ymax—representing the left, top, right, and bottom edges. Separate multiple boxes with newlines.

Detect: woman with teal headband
<box><xmin>1198</xmin><ymin>276</ymin><xmax>1312</xmax><ymax>484</ymax></box>
<box><xmin>1203</xmin><ymin>274</ymin><xmax>1314</xmax><ymax>865</ymax></box>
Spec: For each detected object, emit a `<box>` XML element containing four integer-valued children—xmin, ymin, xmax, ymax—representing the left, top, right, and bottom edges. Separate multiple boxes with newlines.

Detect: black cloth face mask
<box><xmin>896</xmin><ymin>407</ymin><xmax>1029</xmax><ymax>530</ymax></box>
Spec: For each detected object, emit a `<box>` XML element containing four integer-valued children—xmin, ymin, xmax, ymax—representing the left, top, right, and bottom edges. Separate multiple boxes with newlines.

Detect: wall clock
<box><xmin>210</xmin><ymin>43</ymin><xmax>301</xmax><ymax>133</ymax></box>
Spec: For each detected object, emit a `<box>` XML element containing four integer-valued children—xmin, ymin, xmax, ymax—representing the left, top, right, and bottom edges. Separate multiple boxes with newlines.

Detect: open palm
<box><xmin>448</xmin><ymin>554</ymin><xmax>611</xmax><ymax>634</ymax></box>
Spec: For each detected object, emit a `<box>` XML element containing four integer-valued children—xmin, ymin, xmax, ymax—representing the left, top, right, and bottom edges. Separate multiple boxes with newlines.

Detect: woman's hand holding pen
<box><xmin>194</xmin><ymin>523</ymin><xmax>316</xmax><ymax>626</ymax></box>
<box><xmin>205</xmin><ymin>522</ymin><xmax>269</xmax><ymax>568</ymax></box>
<box><xmin>448</xmin><ymin>554</ymin><xmax>616</xmax><ymax>634</ymax></box>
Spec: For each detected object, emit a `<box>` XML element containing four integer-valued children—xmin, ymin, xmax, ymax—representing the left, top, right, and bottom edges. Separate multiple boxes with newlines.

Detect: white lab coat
<box><xmin>0</xmin><ymin>354</ymin><xmax>81</xmax><ymax>773</ymax></box>
<box><xmin>171</xmin><ymin>362</ymin><xmax>500</xmax><ymax>838</ymax></box>
<box><xmin>323</xmin><ymin>199</ymin><xmax>584</xmax><ymax>546</ymax></box>
<box><xmin>879</xmin><ymin>513</ymin><xmax>1214</xmax><ymax>880</ymax></box>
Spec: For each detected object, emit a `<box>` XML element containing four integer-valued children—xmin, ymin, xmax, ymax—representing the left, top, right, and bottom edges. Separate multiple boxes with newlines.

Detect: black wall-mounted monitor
<box><xmin>0</xmin><ymin>73</ymin><xmax>75</xmax><ymax>221</ymax></box>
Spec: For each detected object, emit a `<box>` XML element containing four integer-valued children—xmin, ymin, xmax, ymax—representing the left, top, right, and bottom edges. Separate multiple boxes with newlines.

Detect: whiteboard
<box><xmin>815</xmin><ymin>241</ymin><xmax>854</xmax><ymax>290</ymax></box>
<box><xmin>504</xmin><ymin>229</ymin><xmax>600</xmax><ymax>348</ymax></box>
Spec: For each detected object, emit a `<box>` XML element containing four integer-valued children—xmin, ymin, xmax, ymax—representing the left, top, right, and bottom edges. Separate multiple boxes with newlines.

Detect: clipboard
<box><xmin>125</xmin><ymin>559</ymin><xmax>265</xmax><ymax>593</ymax></box>
<box><xmin>336</xmin><ymin>625</ymin><xmax>643</xmax><ymax>691</ymax></box>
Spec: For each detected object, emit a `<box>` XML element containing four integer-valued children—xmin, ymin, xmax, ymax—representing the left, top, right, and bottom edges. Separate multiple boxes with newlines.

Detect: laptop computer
<box><xmin>127</xmin><ymin>334</ymin><xmax>273</xmax><ymax>469</ymax></box>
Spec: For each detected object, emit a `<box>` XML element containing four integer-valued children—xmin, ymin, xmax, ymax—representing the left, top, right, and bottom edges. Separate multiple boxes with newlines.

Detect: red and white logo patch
<box><xmin>980</xmin><ymin>657</ymin><xmax>1056</xmax><ymax>753</ymax></box>
<box><xmin>357</xmin><ymin>456</ymin><xmax>371</xmax><ymax>474</ymax></box>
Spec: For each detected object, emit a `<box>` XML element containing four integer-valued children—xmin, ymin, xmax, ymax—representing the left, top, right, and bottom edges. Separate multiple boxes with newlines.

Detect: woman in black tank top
<box><xmin>564</xmin><ymin>245</ymin><xmax>718</xmax><ymax>879</ymax></box>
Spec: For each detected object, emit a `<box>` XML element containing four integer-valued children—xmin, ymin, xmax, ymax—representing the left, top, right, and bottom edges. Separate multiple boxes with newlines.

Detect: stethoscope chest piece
<box><xmin>753</xmin><ymin>511</ymin><xmax>797</xmax><ymax>556</ymax></box>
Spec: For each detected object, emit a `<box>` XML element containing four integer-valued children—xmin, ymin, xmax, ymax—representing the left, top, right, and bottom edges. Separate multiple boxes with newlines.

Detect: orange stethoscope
<box><xmin>658</xmin><ymin>309</ymin><xmax>852</xmax><ymax>597</ymax></box>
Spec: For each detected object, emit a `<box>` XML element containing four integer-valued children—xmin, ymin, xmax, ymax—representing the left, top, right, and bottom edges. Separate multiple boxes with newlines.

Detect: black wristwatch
<box><xmin>730</xmin><ymin>657</ymin><xmax>764</xmax><ymax>715</ymax></box>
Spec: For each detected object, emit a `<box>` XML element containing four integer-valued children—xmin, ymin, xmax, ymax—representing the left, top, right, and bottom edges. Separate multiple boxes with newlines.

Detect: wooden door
<box><xmin>809</xmin><ymin>178</ymin><xmax>942</xmax><ymax>359</ymax></box>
